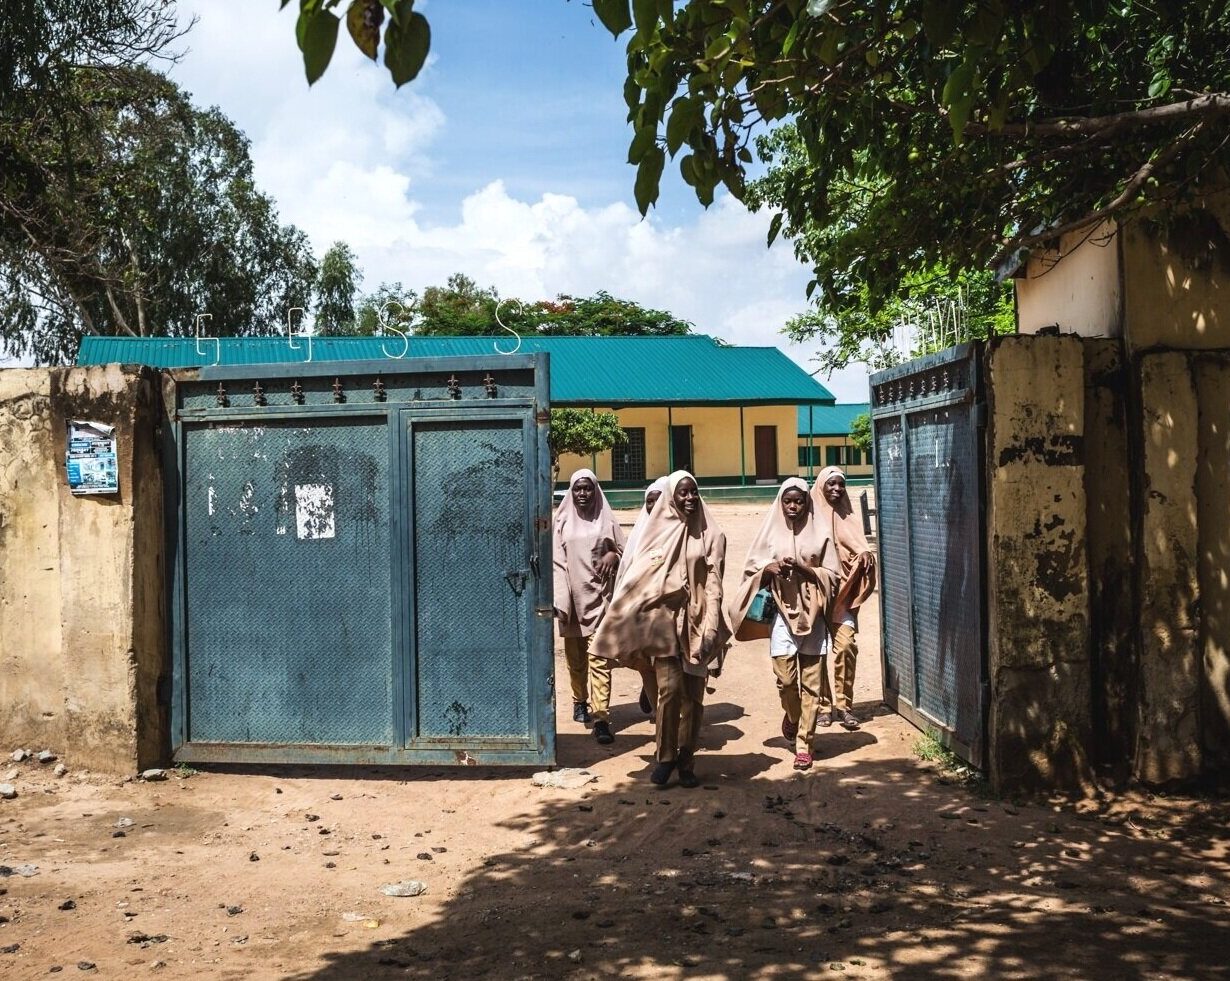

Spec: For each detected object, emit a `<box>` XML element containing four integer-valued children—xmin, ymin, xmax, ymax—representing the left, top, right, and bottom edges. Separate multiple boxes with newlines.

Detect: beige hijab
<box><xmin>811</xmin><ymin>465</ymin><xmax>877</xmax><ymax>620</ymax></box>
<box><xmin>552</xmin><ymin>469</ymin><xmax>625</xmax><ymax>636</ymax></box>
<box><xmin>592</xmin><ymin>470</ymin><xmax>730</xmax><ymax>675</ymax></box>
<box><xmin>618</xmin><ymin>476</ymin><xmax>669</xmax><ymax>581</ymax></box>
<box><xmin>729</xmin><ymin>477</ymin><xmax>839</xmax><ymax>642</ymax></box>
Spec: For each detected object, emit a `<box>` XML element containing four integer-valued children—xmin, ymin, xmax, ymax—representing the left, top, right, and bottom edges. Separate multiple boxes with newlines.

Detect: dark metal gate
<box><xmin>162</xmin><ymin>355</ymin><xmax>554</xmax><ymax>766</ymax></box>
<box><xmin>871</xmin><ymin>343</ymin><xmax>987</xmax><ymax>766</ymax></box>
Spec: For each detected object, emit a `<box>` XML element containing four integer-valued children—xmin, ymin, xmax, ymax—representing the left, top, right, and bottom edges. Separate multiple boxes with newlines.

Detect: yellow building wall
<box><xmin>796</xmin><ymin>436</ymin><xmax>874</xmax><ymax>481</ymax></box>
<box><xmin>555</xmin><ymin>404</ymin><xmax>798</xmax><ymax>485</ymax></box>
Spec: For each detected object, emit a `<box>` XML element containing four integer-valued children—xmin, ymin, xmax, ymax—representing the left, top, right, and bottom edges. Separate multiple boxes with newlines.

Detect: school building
<box><xmin>796</xmin><ymin>402</ymin><xmax>873</xmax><ymax>483</ymax></box>
<box><xmin>76</xmin><ymin>333</ymin><xmax>839</xmax><ymax>498</ymax></box>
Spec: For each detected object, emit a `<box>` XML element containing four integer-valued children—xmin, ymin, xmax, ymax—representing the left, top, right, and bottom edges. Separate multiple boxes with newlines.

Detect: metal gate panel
<box><xmin>165</xmin><ymin>355</ymin><xmax>554</xmax><ymax>766</ymax></box>
<box><xmin>409</xmin><ymin>415</ymin><xmax>534</xmax><ymax>744</ymax></box>
<box><xmin>183</xmin><ymin>418</ymin><xmax>394</xmax><ymax>745</ymax></box>
<box><xmin>874</xmin><ymin>415</ymin><xmax>915</xmax><ymax>701</ymax></box>
<box><xmin>871</xmin><ymin>344</ymin><xmax>987</xmax><ymax>766</ymax></box>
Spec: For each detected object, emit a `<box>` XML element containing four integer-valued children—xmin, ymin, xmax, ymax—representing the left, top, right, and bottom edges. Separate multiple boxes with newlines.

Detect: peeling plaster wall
<box><xmin>986</xmin><ymin>336</ymin><xmax>1093</xmax><ymax>793</ymax></box>
<box><xmin>1195</xmin><ymin>356</ymin><xmax>1230</xmax><ymax>771</ymax></box>
<box><xmin>1083</xmin><ymin>340</ymin><xmax>1137</xmax><ymax>777</ymax></box>
<box><xmin>0</xmin><ymin>366</ymin><xmax>164</xmax><ymax>773</ymax></box>
<box><xmin>1135</xmin><ymin>353</ymin><xmax>1203</xmax><ymax>784</ymax></box>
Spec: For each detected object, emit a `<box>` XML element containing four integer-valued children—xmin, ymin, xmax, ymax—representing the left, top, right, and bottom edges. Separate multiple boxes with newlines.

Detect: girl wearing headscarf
<box><xmin>592</xmin><ymin>471</ymin><xmax>729</xmax><ymax>787</ymax></box>
<box><xmin>729</xmin><ymin>478</ymin><xmax>839</xmax><ymax>770</ymax></box>
<box><xmin>554</xmin><ymin>469</ymin><xmax>625</xmax><ymax>745</ymax></box>
<box><xmin>619</xmin><ymin>477</ymin><xmax>669</xmax><ymax>715</ymax></box>
<box><xmin>811</xmin><ymin>466</ymin><xmax>878</xmax><ymax>731</ymax></box>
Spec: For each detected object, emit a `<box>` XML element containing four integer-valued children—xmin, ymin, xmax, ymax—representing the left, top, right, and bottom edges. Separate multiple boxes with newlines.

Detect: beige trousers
<box><xmin>773</xmin><ymin>653</ymin><xmax>824</xmax><ymax>754</ymax></box>
<box><xmin>654</xmin><ymin>656</ymin><xmax>705</xmax><ymax>763</ymax></box>
<box><xmin>818</xmin><ymin>623</ymin><xmax>858</xmax><ymax>712</ymax></box>
<box><xmin>564</xmin><ymin>635</ymin><xmax>612</xmax><ymax>721</ymax></box>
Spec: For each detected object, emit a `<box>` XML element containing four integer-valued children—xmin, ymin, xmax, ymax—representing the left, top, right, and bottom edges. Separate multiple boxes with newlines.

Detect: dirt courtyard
<box><xmin>1</xmin><ymin>503</ymin><xmax>1227</xmax><ymax>979</ymax></box>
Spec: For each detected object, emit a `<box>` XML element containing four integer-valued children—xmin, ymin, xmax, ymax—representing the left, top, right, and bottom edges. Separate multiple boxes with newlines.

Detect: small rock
<box><xmin>151</xmin><ymin>961</ymin><xmax>166</xmax><ymax>970</ymax></box>
<box><xmin>416</xmin><ymin>852</ymin><xmax>433</xmax><ymax>861</ymax></box>
<box><xmin>226</xmin><ymin>905</ymin><xmax>243</xmax><ymax>916</ymax></box>
<box><xmin>37</xmin><ymin>751</ymin><xmax>57</xmax><ymax>765</ymax></box>
<box><xmin>112</xmin><ymin>831</ymin><xmax>126</xmax><ymax>839</ymax></box>
<box><xmin>329</xmin><ymin>794</ymin><xmax>343</xmax><ymax>801</ymax></box>
<box><xmin>324</xmin><ymin>862</ymin><xmax>336</xmax><ymax>869</ymax></box>
<box><xmin>0</xmin><ymin>864</ymin><xmax>38</xmax><ymax>877</ymax></box>
<box><xmin>0</xmin><ymin>785</ymin><xmax>15</xmax><ymax>800</ymax></box>
<box><xmin>381</xmin><ymin>880</ymin><xmax>427</xmax><ymax>898</ymax></box>
<box><xmin>305</xmin><ymin>814</ymin><xmax>320</xmax><ymax>822</ymax></box>
<box><xmin>567</xmin><ymin>949</ymin><xmax>583</xmax><ymax>963</ymax></box>
<box><xmin>58</xmin><ymin>899</ymin><xmax>76</xmax><ymax>911</ymax></box>
<box><xmin>2</xmin><ymin>769</ymin><xmax>16</xmax><ymax>781</ymax></box>
<box><xmin>76</xmin><ymin>962</ymin><xmax>95</xmax><ymax>972</ymax></box>
<box><xmin>248</xmin><ymin>852</ymin><xmax>259</xmax><ymax>862</ymax></box>
<box><xmin>431</xmin><ymin>846</ymin><xmax>447</xmax><ymax>854</ymax></box>
<box><xmin>0</xmin><ymin>943</ymin><xmax>19</xmax><ymax>954</ymax></box>
<box><xmin>50</xmin><ymin>966</ymin><xmax>63</xmax><ymax>973</ymax></box>
<box><xmin>53</xmin><ymin>764</ymin><xmax>67</xmax><ymax>778</ymax></box>
<box><xmin>115</xmin><ymin>817</ymin><xmax>134</xmax><ymax>829</ymax></box>
<box><xmin>682</xmin><ymin>953</ymin><xmax>703</xmax><ymax>967</ymax></box>
<box><xmin>140</xmin><ymin>769</ymin><xmax>167</xmax><ymax>782</ymax></box>
<box><xmin>531</xmin><ymin>768</ymin><xmax>597</xmax><ymax>790</ymax></box>
<box><xmin>10</xmin><ymin>749</ymin><xmax>29</xmax><ymax>763</ymax></box>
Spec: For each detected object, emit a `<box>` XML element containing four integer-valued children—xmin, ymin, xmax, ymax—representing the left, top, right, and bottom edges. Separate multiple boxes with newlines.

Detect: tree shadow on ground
<box><xmin>280</xmin><ymin>752</ymin><xmax>1230</xmax><ymax>980</ymax></box>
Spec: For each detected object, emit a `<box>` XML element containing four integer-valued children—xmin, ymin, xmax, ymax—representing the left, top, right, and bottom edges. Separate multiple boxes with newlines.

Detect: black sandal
<box><xmin>650</xmin><ymin>761</ymin><xmax>675</xmax><ymax>786</ymax></box>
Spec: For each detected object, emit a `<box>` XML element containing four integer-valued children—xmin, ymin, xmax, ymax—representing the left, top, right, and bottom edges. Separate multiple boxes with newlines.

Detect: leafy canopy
<box><xmin>305</xmin><ymin>1</ymin><xmax>1230</xmax><ymax>312</ymax></box>
<box><xmin>849</xmin><ymin>412</ymin><xmax>871</xmax><ymax>455</ymax></box>
<box><xmin>314</xmin><ymin>241</ymin><xmax>363</xmax><ymax>336</ymax></box>
<box><xmin>547</xmin><ymin>408</ymin><xmax>627</xmax><ymax>482</ymax></box>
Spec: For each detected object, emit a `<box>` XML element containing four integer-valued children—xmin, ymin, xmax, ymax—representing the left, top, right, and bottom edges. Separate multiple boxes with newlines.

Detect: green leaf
<box><xmin>384</xmin><ymin>9</ymin><xmax>430</xmax><ymax>87</ymax></box>
<box><xmin>633</xmin><ymin>0</ymin><xmax>658</xmax><ymax>32</ymax></box>
<box><xmin>593</xmin><ymin>0</ymin><xmax>633</xmax><ymax>36</ymax></box>
<box><xmin>1148</xmin><ymin>69</ymin><xmax>1171</xmax><ymax>99</ymax></box>
<box><xmin>347</xmin><ymin>0</ymin><xmax>382</xmax><ymax>61</ymax></box>
<box><xmin>634</xmin><ymin>146</ymin><xmax>666</xmax><ymax>215</ymax></box>
<box><xmin>300</xmin><ymin>9</ymin><xmax>340</xmax><ymax>85</ymax></box>
<box><xmin>767</xmin><ymin>211</ymin><xmax>784</xmax><ymax>246</ymax></box>
<box><xmin>380</xmin><ymin>0</ymin><xmax>408</xmax><ymax>26</ymax></box>
<box><xmin>665</xmin><ymin>96</ymin><xmax>700</xmax><ymax>156</ymax></box>
<box><xmin>680</xmin><ymin>153</ymin><xmax>697</xmax><ymax>187</ymax></box>
<box><xmin>922</xmin><ymin>0</ymin><xmax>957</xmax><ymax>48</ymax></box>
<box><xmin>782</xmin><ymin>18</ymin><xmax>801</xmax><ymax>56</ymax></box>
<box><xmin>627</xmin><ymin>125</ymin><xmax>656</xmax><ymax>164</ymax></box>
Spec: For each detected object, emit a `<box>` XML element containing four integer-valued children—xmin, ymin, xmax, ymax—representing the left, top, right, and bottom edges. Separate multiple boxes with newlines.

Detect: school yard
<box><xmin>0</xmin><ymin>503</ymin><xmax>1227</xmax><ymax>979</ymax></box>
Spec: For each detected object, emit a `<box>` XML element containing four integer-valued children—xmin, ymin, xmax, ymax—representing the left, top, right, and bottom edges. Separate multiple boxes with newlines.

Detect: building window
<box><xmin>821</xmin><ymin>445</ymin><xmax>865</xmax><ymax>467</ymax></box>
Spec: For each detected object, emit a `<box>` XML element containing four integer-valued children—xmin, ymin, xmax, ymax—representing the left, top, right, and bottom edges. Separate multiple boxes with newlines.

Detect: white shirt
<box><xmin>769</xmin><ymin>613</ymin><xmax>830</xmax><ymax>659</ymax></box>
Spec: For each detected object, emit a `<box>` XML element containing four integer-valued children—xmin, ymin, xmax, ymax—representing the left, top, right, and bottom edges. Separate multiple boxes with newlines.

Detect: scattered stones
<box><xmin>37</xmin><ymin>751</ymin><xmax>57</xmax><ymax>764</ymax></box>
<box><xmin>10</xmin><ymin>749</ymin><xmax>29</xmax><ymax>763</ymax></box>
<box><xmin>115</xmin><ymin>817</ymin><xmax>134</xmax><ymax>829</ymax></box>
<box><xmin>531</xmin><ymin>768</ymin><xmax>597</xmax><ymax>790</ymax></box>
<box><xmin>126</xmin><ymin>931</ymin><xmax>168</xmax><ymax>946</ymax></box>
<box><xmin>58</xmin><ymin>899</ymin><xmax>76</xmax><ymax>911</ymax></box>
<box><xmin>0</xmin><ymin>785</ymin><xmax>16</xmax><ymax>800</ymax></box>
<box><xmin>380</xmin><ymin>880</ymin><xmax>427</xmax><ymax>898</ymax></box>
<box><xmin>53</xmin><ymin>764</ymin><xmax>67</xmax><ymax>778</ymax></box>
<box><xmin>140</xmin><ymin>769</ymin><xmax>167</xmax><ymax>782</ymax></box>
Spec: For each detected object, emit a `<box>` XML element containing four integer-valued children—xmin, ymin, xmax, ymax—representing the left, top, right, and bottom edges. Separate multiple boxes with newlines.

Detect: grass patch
<box><xmin>173</xmin><ymin>762</ymin><xmax>199</xmax><ymax>778</ymax></box>
<box><xmin>912</xmin><ymin>729</ymin><xmax>991</xmax><ymax>794</ymax></box>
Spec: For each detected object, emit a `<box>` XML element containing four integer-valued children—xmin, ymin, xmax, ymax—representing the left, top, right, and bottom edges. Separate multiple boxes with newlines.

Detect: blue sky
<box><xmin>157</xmin><ymin>2</ymin><xmax>869</xmax><ymax>400</ymax></box>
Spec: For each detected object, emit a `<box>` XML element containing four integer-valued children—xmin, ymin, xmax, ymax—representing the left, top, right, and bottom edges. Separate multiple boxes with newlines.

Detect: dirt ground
<box><xmin>1</xmin><ymin>503</ymin><xmax>1228</xmax><ymax>980</ymax></box>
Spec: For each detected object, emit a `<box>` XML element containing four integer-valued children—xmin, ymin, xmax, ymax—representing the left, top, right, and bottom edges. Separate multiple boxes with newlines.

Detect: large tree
<box><xmin>3</xmin><ymin>6</ymin><xmax>316</xmax><ymax>363</ymax></box>
<box><xmin>313</xmin><ymin>241</ymin><xmax>362</xmax><ymax>335</ymax></box>
<box><xmin>299</xmin><ymin>1</ymin><xmax>1230</xmax><ymax>312</ymax></box>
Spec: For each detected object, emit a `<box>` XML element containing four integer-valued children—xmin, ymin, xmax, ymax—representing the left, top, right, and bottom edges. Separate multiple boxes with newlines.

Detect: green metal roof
<box><xmin>797</xmin><ymin>402</ymin><xmax>870</xmax><ymax>437</ymax></box>
<box><xmin>75</xmin><ymin>334</ymin><xmax>835</xmax><ymax>406</ymax></box>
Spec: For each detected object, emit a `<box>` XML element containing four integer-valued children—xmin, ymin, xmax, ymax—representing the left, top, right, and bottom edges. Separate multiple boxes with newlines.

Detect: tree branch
<box><xmin>104</xmin><ymin>284</ymin><xmax>138</xmax><ymax>337</ymax></box>
<box><xmin>970</xmin><ymin>92</ymin><xmax>1230</xmax><ymax>139</ymax></box>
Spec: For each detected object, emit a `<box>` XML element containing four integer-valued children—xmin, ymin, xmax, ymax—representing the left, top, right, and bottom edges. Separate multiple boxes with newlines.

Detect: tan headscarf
<box><xmin>811</xmin><ymin>466</ymin><xmax>877</xmax><ymax>621</ymax></box>
<box><xmin>729</xmin><ymin>477</ymin><xmax>839</xmax><ymax>642</ymax></box>
<box><xmin>619</xmin><ymin>476</ymin><xmax>669</xmax><ymax>576</ymax></box>
<box><xmin>592</xmin><ymin>470</ymin><xmax>730</xmax><ymax>677</ymax></box>
<box><xmin>553</xmin><ymin>469</ymin><xmax>625</xmax><ymax>637</ymax></box>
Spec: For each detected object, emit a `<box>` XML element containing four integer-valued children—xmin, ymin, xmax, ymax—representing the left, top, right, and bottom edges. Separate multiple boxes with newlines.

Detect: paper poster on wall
<box><xmin>65</xmin><ymin>420</ymin><xmax>119</xmax><ymax>495</ymax></box>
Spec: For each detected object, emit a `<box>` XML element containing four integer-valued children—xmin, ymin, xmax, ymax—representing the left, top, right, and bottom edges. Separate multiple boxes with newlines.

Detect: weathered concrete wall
<box><xmin>1124</xmin><ymin>200</ymin><xmax>1230</xmax><ymax>351</ymax></box>
<box><xmin>0</xmin><ymin>366</ymin><xmax>164</xmax><ymax>773</ymax></box>
<box><xmin>1082</xmin><ymin>339</ymin><xmax>1137</xmax><ymax>779</ymax></box>
<box><xmin>1134</xmin><ymin>353</ymin><xmax>1203</xmax><ymax>783</ymax></box>
<box><xmin>1195</xmin><ymin>355</ymin><xmax>1230</xmax><ymax>771</ymax></box>
<box><xmin>986</xmin><ymin>335</ymin><xmax>1093</xmax><ymax>794</ymax></box>
<box><xmin>1016</xmin><ymin>221</ymin><xmax>1122</xmax><ymax>338</ymax></box>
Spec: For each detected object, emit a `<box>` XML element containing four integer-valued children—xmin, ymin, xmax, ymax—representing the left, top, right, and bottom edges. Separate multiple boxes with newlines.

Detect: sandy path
<box><xmin>1</xmin><ymin>504</ymin><xmax>1227</xmax><ymax>979</ymax></box>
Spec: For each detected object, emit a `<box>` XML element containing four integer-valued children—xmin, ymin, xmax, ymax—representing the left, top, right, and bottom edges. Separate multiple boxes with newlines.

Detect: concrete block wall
<box><xmin>985</xmin><ymin>336</ymin><xmax>1093</xmax><ymax>793</ymax></box>
<box><xmin>0</xmin><ymin>366</ymin><xmax>165</xmax><ymax>773</ymax></box>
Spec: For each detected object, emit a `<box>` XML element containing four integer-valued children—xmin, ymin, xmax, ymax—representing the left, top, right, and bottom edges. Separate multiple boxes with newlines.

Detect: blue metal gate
<box><xmin>871</xmin><ymin>343</ymin><xmax>987</xmax><ymax>766</ymax></box>
<box><xmin>163</xmin><ymin>356</ymin><xmax>554</xmax><ymax>765</ymax></box>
